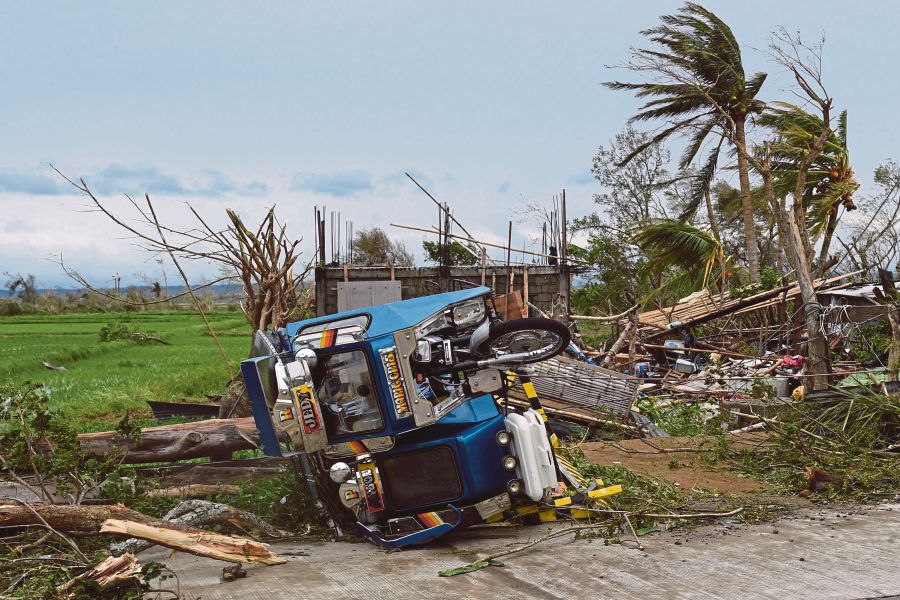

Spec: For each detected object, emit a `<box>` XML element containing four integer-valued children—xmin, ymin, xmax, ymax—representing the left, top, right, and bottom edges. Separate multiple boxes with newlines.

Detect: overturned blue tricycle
<box><xmin>242</xmin><ymin>287</ymin><xmax>572</xmax><ymax>547</ymax></box>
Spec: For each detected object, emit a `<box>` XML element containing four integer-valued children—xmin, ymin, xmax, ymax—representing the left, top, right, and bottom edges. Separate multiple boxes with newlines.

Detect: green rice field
<box><xmin>0</xmin><ymin>311</ymin><xmax>250</xmax><ymax>425</ymax></box>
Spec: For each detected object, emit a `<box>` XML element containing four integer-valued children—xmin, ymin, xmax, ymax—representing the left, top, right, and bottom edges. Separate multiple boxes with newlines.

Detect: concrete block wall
<box><xmin>315</xmin><ymin>265</ymin><xmax>565</xmax><ymax>316</ymax></box>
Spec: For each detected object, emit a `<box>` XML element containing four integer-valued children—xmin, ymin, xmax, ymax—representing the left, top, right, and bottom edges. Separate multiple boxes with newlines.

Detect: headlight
<box><xmin>501</xmin><ymin>455</ymin><xmax>518</xmax><ymax>471</ymax></box>
<box><xmin>415</xmin><ymin>311</ymin><xmax>451</xmax><ymax>337</ymax></box>
<box><xmin>329</xmin><ymin>462</ymin><xmax>352</xmax><ymax>483</ymax></box>
<box><xmin>496</xmin><ymin>430</ymin><xmax>511</xmax><ymax>446</ymax></box>
<box><xmin>507</xmin><ymin>479</ymin><xmax>523</xmax><ymax>495</ymax></box>
<box><xmin>451</xmin><ymin>299</ymin><xmax>486</xmax><ymax>328</ymax></box>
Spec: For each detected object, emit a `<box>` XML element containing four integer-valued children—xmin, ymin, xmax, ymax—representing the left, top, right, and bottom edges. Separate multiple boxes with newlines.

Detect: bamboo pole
<box><xmin>523</xmin><ymin>266</ymin><xmax>529</xmax><ymax>317</ymax></box>
<box><xmin>390</xmin><ymin>223</ymin><xmax>588</xmax><ymax>264</ymax></box>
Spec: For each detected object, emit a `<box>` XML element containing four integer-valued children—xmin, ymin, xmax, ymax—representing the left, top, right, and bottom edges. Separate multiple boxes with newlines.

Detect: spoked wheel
<box><xmin>477</xmin><ymin>317</ymin><xmax>570</xmax><ymax>364</ymax></box>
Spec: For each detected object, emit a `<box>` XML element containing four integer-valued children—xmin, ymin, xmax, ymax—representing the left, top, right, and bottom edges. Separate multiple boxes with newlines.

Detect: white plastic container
<box><xmin>674</xmin><ymin>358</ymin><xmax>696</xmax><ymax>374</ymax></box>
<box><xmin>505</xmin><ymin>409</ymin><xmax>556</xmax><ymax>502</ymax></box>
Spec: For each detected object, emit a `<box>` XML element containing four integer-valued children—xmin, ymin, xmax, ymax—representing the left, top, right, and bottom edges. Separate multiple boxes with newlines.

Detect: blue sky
<box><xmin>2</xmin><ymin>1</ymin><xmax>899</xmax><ymax>287</ymax></box>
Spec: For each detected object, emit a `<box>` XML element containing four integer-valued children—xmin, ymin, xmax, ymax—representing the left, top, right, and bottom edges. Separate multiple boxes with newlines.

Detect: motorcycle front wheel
<box><xmin>476</xmin><ymin>317</ymin><xmax>570</xmax><ymax>364</ymax></box>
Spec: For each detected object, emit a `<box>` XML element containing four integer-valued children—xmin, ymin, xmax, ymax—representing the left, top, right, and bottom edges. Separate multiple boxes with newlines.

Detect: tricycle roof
<box><xmin>286</xmin><ymin>286</ymin><xmax>491</xmax><ymax>340</ymax></box>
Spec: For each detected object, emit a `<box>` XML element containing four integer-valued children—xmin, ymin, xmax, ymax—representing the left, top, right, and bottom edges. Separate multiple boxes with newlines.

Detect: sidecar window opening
<box><xmin>312</xmin><ymin>349</ymin><xmax>385</xmax><ymax>438</ymax></box>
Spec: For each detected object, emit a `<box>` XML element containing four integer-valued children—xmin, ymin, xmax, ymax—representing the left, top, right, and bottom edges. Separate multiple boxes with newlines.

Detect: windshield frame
<box><xmin>310</xmin><ymin>342</ymin><xmax>387</xmax><ymax>440</ymax></box>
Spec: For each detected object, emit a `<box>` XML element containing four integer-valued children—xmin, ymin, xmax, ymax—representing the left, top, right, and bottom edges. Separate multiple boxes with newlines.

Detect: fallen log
<box><xmin>136</xmin><ymin>456</ymin><xmax>287</xmax><ymax>487</ymax></box>
<box><xmin>77</xmin><ymin>417</ymin><xmax>261</xmax><ymax>463</ymax></box>
<box><xmin>0</xmin><ymin>503</ymin><xmax>153</xmax><ymax>532</ymax></box>
<box><xmin>0</xmin><ymin>502</ymin><xmax>285</xmax><ymax>565</ymax></box>
<box><xmin>145</xmin><ymin>484</ymin><xmax>241</xmax><ymax>498</ymax></box>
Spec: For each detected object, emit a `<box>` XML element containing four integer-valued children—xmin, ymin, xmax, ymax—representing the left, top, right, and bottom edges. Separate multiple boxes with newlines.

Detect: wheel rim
<box><xmin>489</xmin><ymin>329</ymin><xmax>562</xmax><ymax>357</ymax></box>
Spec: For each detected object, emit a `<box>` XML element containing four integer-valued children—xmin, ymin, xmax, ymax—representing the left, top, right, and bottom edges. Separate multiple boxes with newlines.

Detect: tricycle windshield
<box><xmin>314</xmin><ymin>349</ymin><xmax>384</xmax><ymax>437</ymax></box>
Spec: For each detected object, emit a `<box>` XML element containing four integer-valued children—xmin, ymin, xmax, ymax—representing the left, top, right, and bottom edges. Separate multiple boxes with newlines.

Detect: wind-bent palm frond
<box><xmin>632</xmin><ymin>219</ymin><xmax>724</xmax><ymax>289</ymax></box>
<box><xmin>606</xmin><ymin>3</ymin><xmax>767</xmax><ymax>209</ymax></box>
<box><xmin>677</xmin><ymin>137</ymin><xmax>724</xmax><ymax>223</ymax></box>
<box><xmin>758</xmin><ymin>102</ymin><xmax>859</xmax><ymax>238</ymax></box>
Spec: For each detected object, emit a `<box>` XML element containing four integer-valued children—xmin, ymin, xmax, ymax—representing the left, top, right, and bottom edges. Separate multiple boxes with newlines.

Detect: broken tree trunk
<box><xmin>787</xmin><ymin>209</ymin><xmax>831</xmax><ymax>392</ymax></box>
<box><xmin>109</xmin><ymin>499</ymin><xmax>286</xmax><ymax>556</ymax></box>
<box><xmin>77</xmin><ymin>417</ymin><xmax>261</xmax><ymax>463</ymax></box>
<box><xmin>57</xmin><ymin>553</ymin><xmax>142</xmax><ymax>595</ymax></box>
<box><xmin>888</xmin><ymin>304</ymin><xmax>900</xmax><ymax>382</ymax></box>
<box><xmin>0</xmin><ymin>502</ymin><xmax>285</xmax><ymax>565</ymax></box>
<box><xmin>0</xmin><ymin>503</ymin><xmax>154</xmax><ymax>531</ymax></box>
<box><xmin>602</xmin><ymin>321</ymin><xmax>634</xmax><ymax>367</ymax></box>
<box><xmin>100</xmin><ymin>520</ymin><xmax>284</xmax><ymax>565</ymax></box>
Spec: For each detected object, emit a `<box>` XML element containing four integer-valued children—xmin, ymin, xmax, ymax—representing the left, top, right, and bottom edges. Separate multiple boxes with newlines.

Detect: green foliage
<box><xmin>605</xmin><ymin>3</ymin><xmax>765</xmax><ymax>204</ymax></box>
<box><xmin>351</xmin><ymin>227</ymin><xmax>414</xmax><ymax>266</ymax></box>
<box><xmin>757</xmin><ymin>102</ymin><xmax>859</xmax><ymax>237</ymax></box>
<box><xmin>850</xmin><ymin>323</ymin><xmax>892</xmax><ymax>363</ymax></box>
<box><xmin>633</xmin><ymin>220</ymin><xmax>723</xmax><ymax>289</ymax></box>
<box><xmin>0</xmin><ymin>381</ymin><xmax>122</xmax><ymax>503</ymax></box>
<box><xmin>216</xmin><ymin>467</ymin><xmax>324</xmax><ymax>531</ymax></box>
<box><xmin>732</xmin><ymin>390</ymin><xmax>900</xmax><ymax>502</ymax></box>
<box><xmin>569</xmin><ymin>234</ymin><xmax>640</xmax><ymax>315</ymax></box>
<box><xmin>0</xmin><ymin>531</ymin><xmax>165</xmax><ymax>598</ymax></box>
<box><xmin>98</xmin><ymin>321</ymin><xmax>130</xmax><ymax>342</ymax></box>
<box><xmin>729</xmin><ymin>266</ymin><xmax>780</xmax><ymax>298</ymax></box>
<box><xmin>422</xmin><ymin>240</ymin><xmax>479</xmax><ymax>266</ymax></box>
<box><xmin>560</xmin><ymin>447</ymin><xmax>691</xmax><ymax>514</ymax></box>
<box><xmin>633</xmin><ymin>396</ymin><xmax>727</xmax><ymax>436</ymax></box>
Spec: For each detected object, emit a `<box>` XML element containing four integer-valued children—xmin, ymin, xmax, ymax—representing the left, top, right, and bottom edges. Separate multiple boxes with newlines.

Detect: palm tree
<box><xmin>606</xmin><ymin>2</ymin><xmax>766</xmax><ymax>284</ymax></box>
<box><xmin>757</xmin><ymin>103</ymin><xmax>858</xmax><ymax>273</ymax></box>
<box><xmin>632</xmin><ymin>220</ymin><xmax>724</xmax><ymax>293</ymax></box>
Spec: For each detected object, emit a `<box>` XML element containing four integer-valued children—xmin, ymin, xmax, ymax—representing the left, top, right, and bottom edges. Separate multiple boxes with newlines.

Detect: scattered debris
<box><xmin>0</xmin><ymin>501</ymin><xmax>286</xmax><ymax>565</ymax></box>
<box><xmin>222</xmin><ymin>562</ymin><xmax>248</xmax><ymax>582</ymax></box>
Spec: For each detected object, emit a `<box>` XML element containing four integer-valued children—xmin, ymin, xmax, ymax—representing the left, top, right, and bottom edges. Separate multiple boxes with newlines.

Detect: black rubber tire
<box><xmin>476</xmin><ymin>317</ymin><xmax>570</xmax><ymax>364</ymax></box>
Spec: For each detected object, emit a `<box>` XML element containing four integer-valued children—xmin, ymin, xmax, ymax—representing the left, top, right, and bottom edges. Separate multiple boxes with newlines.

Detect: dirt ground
<box><xmin>579</xmin><ymin>433</ymin><xmax>773</xmax><ymax>495</ymax></box>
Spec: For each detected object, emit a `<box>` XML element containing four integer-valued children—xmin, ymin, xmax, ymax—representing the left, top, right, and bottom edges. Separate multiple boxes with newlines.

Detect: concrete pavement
<box><xmin>142</xmin><ymin>502</ymin><xmax>900</xmax><ymax>600</ymax></box>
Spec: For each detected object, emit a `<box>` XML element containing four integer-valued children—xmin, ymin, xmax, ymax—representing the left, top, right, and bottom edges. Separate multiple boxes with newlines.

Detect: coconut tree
<box><xmin>606</xmin><ymin>2</ymin><xmax>766</xmax><ymax>284</ymax></box>
<box><xmin>757</xmin><ymin>103</ymin><xmax>859</xmax><ymax>274</ymax></box>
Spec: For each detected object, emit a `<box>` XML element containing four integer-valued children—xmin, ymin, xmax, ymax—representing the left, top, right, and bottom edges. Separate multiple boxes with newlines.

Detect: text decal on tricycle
<box><xmin>380</xmin><ymin>346</ymin><xmax>411</xmax><ymax>419</ymax></box>
<box><xmin>292</xmin><ymin>384</ymin><xmax>322</xmax><ymax>435</ymax></box>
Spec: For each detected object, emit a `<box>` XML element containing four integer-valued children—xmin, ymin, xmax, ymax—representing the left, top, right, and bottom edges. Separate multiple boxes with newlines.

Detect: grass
<box><xmin>0</xmin><ymin>311</ymin><xmax>250</xmax><ymax>425</ymax></box>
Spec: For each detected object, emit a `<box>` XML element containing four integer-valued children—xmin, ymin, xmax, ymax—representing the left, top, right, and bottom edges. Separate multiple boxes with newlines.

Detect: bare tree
<box><xmin>756</xmin><ymin>31</ymin><xmax>840</xmax><ymax>391</ymax></box>
<box><xmin>838</xmin><ymin>161</ymin><xmax>900</xmax><ymax>275</ymax></box>
<box><xmin>54</xmin><ymin>169</ymin><xmax>314</xmax><ymax>363</ymax></box>
<box><xmin>4</xmin><ymin>272</ymin><xmax>38</xmax><ymax>309</ymax></box>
